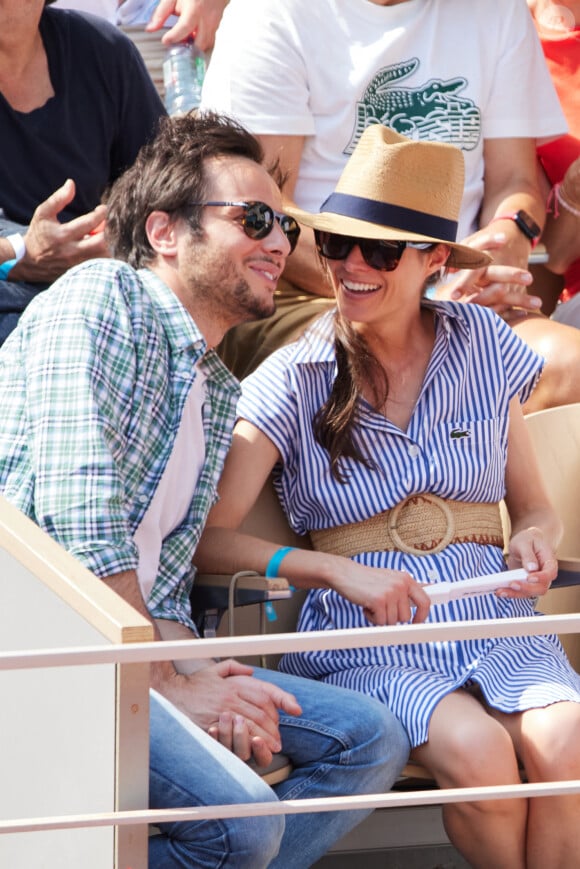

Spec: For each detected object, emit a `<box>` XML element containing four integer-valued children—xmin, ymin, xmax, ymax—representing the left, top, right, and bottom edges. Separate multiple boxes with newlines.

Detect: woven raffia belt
<box><xmin>309</xmin><ymin>493</ymin><xmax>504</xmax><ymax>558</ymax></box>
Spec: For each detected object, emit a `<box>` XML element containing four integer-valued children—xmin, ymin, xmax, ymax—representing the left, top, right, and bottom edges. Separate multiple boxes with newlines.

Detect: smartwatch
<box><xmin>492</xmin><ymin>210</ymin><xmax>541</xmax><ymax>247</ymax></box>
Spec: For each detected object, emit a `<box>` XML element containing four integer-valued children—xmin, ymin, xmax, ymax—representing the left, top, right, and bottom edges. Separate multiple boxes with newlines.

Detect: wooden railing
<box><xmin>0</xmin><ymin>497</ymin><xmax>153</xmax><ymax>869</ymax></box>
<box><xmin>2</xmin><ymin>492</ymin><xmax>580</xmax><ymax>867</ymax></box>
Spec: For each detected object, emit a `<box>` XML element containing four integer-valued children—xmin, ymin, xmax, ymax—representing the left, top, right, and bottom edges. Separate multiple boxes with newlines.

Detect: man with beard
<box><xmin>0</xmin><ymin>112</ymin><xmax>409</xmax><ymax>869</ymax></box>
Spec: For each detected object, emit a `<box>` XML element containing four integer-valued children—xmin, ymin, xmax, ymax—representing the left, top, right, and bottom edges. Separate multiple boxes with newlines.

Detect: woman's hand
<box><xmin>331</xmin><ymin>563</ymin><xmax>431</xmax><ymax>626</ymax></box>
<box><xmin>501</xmin><ymin>526</ymin><xmax>559</xmax><ymax>598</ymax></box>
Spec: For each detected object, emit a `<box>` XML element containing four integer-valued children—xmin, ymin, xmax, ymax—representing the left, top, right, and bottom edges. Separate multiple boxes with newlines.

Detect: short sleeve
<box><xmin>481</xmin><ymin>2</ymin><xmax>566</xmax><ymax>140</ymax></box>
<box><xmin>237</xmin><ymin>346</ymin><xmax>302</xmax><ymax>468</ymax></box>
<box><xmin>485</xmin><ymin>307</ymin><xmax>544</xmax><ymax>405</ymax></box>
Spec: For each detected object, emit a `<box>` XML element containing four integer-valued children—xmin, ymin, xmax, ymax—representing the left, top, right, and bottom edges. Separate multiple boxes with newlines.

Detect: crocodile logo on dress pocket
<box><xmin>450</xmin><ymin>428</ymin><xmax>471</xmax><ymax>439</ymax></box>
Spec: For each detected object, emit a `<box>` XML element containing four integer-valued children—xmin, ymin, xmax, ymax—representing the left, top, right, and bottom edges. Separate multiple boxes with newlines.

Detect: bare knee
<box><xmin>417</xmin><ymin>711</ymin><xmax>519</xmax><ymax>788</ymax></box>
<box><xmin>519</xmin><ymin>703</ymin><xmax>580</xmax><ymax>782</ymax></box>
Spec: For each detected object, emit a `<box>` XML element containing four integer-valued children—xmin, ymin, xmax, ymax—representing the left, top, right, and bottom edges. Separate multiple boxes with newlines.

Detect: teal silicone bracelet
<box><xmin>0</xmin><ymin>258</ymin><xmax>17</xmax><ymax>279</ymax></box>
<box><xmin>265</xmin><ymin>546</ymin><xmax>295</xmax><ymax>578</ymax></box>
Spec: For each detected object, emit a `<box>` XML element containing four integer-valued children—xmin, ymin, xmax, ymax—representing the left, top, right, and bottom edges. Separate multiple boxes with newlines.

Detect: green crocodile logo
<box><xmin>450</xmin><ymin>428</ymin><xmax>471</xmax><ymax>439</ymax></box>
<box><xmin>345</xmin><ymin>57</ymin><xmax>481</xmax><ymax>155</ymax></box>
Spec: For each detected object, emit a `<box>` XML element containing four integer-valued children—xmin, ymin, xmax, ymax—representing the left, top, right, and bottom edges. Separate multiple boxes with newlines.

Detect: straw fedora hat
<box><xmin>285</xmin><ymin>124</ymin><xmax>491</xmax><ymax>270</ymax></box>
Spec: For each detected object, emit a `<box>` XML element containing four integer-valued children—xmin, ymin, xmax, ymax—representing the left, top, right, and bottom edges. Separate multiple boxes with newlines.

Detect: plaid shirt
<box><xmin>0</xmin><ymin>259</ymin><xmax>240</xmax><ymax>629</ymax></box>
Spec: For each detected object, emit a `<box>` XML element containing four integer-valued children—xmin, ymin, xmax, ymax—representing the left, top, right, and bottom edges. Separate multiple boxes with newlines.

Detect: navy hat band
<box><xmin>320</xmin><ymin>192</ymin><xmax>458</xmax><ymax>242</ymax></box>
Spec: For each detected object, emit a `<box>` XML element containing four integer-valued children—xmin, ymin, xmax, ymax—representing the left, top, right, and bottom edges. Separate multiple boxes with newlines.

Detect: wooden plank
<box><xmin>0</xmin><ymin>497</ymin><xmax>153</xmax><ymax>645</ymax></box>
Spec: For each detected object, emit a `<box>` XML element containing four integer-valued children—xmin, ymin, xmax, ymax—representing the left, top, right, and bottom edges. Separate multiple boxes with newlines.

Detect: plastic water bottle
<box><xmin>163</xmin><ymin>41</ymin><xmax>206</xmax><ymax>115</ymax></box>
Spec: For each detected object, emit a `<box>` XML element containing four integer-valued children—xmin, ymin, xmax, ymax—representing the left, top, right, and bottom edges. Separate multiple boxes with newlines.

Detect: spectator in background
<box><xmin>0</xmin><ymin>0</ymin><xmax>165</xmax><ymax>344</ymax></box>
<box><xmin>527</xmin><ymin>0</ymin><xmax>580</xmax><ymax>328</ymax></box>
<box><xmin>201</xmin><ymin>0</ymin><xmax>580</xmax><ymax>413</ymax></box>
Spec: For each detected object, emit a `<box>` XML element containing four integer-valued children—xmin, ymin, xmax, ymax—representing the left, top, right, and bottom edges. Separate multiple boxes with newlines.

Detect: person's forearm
<box><xmin>195</xmin><ymin>526</ymin><xmax>431</xmax><ymax>626</ymax></box>
<box><xmin>0</xmin><ymin>231</ymin><xmax>27</xmax><ymax>276</ymax></box>
<box><xmin>479</xmin><ymin>139</ymin><xmax>545</xmax><ymax>270</ymax></box>
<box><xmin>196</xmin><ymin>526</ymin><xmax>327</xmax><ymax>588</ymax></box>
<box><xmin>508</xmin><ymin>506</ymin><xmax>563</xmax><ymax>554</ymax></box>
<box><xmin>540</xmin><ymin>211</ymin><xmax>580</xmax><ymax>274</ymax></box>
<box><xmin>539</xmin><ymin>158</ymin><xmax>580</xmax><ymax>274</ymax></box>
<box><xmin>103</xmin><ymin>568</ymin><xmax>180</xmax><ymax>686</ymax></box>
<box><xmin>479</xmin><ymin>186</ymin><xmax>543</xmax><ymax>271</ymax></box>
<box><xmin>480</xmin><ymin>140</ymin><xmax>545</xmax><ymax>231</ymax></box>
<box><xmin>480</xmin><ymin>186</ymin><xmax>545</xmax><ymax>234</ymax></box>
<box><xmin>0</xmin><ymin>235</ymin><xmax>19</xmax><ymax>264</ymax></box>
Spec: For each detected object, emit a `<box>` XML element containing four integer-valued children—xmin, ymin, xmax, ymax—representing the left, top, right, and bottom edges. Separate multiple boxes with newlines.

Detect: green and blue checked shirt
<box><xmin>0</xmin><ymin>259</ymin><xmax>240</xmax><ymax>630</ymax></box>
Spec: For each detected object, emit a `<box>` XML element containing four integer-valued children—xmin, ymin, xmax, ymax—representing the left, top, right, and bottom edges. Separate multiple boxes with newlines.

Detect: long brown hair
<box><xmin>313</xmin><ymin>311</ymin><xmax>388</xmax><ymax>483</ymax></box>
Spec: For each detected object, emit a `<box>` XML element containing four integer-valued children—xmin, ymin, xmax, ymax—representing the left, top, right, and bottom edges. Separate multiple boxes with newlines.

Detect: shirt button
<box><xmin>408</xmin><ymin>444</ymin><xmax>420</xmax><ymax>458</ymax></box>
<box><xmin>427</xmin><ymin>569</ymin><xmax>438</xmax><ymax>582</ymax></box>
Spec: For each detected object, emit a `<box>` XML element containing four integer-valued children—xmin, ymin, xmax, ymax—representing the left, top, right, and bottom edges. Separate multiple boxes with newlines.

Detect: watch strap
<box><xmin>489</xmin><ymin>212</ymin><xmax>540</xmax><ymax>247</ymax></box>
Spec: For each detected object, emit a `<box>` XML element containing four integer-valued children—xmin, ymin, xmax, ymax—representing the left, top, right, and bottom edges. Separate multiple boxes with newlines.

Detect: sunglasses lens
<box><xmin>242</xmin><ymin>202</ymin><xmax>272</xmax><ymax>239</ymax></box>
<box><xmin>315</xmin><ymin>231</ymin><xmax>352</xmax><ymax>260</ymax></box>
<box><xmin>279</xmin><ymin>215</ymin><xmax>301</xmax><ymax>253</ymax></box>
<box><xmin>361</xmin><ymin>240</ymin><xmax>404</xmax><ymax>271</ymax></box>
<box><xmin>242</xmin><ymin>202</ymin><xmax>300</xmax><ymax>252</ymax></box>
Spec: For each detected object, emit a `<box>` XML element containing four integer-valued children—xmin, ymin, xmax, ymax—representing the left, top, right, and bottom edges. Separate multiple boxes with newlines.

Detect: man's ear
<box><xmin>145</xmin><ymin>211</ymin><xmax>179</xmax><ymax>257</ymax></box>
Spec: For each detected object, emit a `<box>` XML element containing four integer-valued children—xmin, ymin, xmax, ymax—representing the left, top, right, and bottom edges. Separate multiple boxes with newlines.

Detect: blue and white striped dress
<box><xmin>238</xmin><ymin>301</ymin><xmax>580</xmax><ymax>746</ymax></box>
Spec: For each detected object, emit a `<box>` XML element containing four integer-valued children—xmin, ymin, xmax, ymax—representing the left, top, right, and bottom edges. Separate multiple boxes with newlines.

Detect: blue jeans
<box><xmin>149</xmin><ymin>668</ymin><xmax>409</xmax><ymax>869</ymax></box>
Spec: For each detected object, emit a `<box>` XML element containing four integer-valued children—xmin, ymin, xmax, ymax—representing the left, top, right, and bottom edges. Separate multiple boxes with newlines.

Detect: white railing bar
<box><xmin>2</xmin><ymin>780</ymin><xmax>580</xmax><ymax>834</ymax></box>
<box><xmin>1</xmin><ymin>611</ymin><xmax>580</xmax><ymax>670</ymax></box>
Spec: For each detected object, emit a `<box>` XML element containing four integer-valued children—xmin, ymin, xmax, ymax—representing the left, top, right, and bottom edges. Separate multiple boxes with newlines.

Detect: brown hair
<box><xmin>313</xmin><ymin>311</ymin><xmax>387</xmax><ymax>483</ymax></box>
<box><xmin>104</xmin><ymin>112</ymin><xmax>264</xmax><ymax>269</ymax></box>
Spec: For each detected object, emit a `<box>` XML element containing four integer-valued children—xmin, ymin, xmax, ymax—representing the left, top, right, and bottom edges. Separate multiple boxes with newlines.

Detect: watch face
<box><xmin>515</xmin><ymin>209</ymin><xmax>541</xmax><ymax>241</ymax></box>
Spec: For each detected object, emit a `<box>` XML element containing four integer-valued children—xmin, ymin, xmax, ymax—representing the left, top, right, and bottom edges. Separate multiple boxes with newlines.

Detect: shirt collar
<box><xmin>138</xmin><ymin>268</ymin><xmax>207</xmax><ymax>358</ymax></box>
<box><xmin>138</xmin><ymin>268</ymin><xmax>241</xmax><ymax>395</ymax></box>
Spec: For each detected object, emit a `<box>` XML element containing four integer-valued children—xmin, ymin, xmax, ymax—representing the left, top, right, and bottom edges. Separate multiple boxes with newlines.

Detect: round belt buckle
<box><xmin>387</xmin><ymin>493</ymin><xmax>455</xmax><ymax>555</ymax></box>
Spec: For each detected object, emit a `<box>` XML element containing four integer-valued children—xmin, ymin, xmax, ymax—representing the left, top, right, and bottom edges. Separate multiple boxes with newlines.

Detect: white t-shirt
<box><xmin>202</xmin><ymin>0</ymin><xmax>566</xmax><ymax>240</ymax></box>
<box><xmin>133</xmin><ymin>371</ymin><xmax>206</xmax><ymax>602</ymax></box>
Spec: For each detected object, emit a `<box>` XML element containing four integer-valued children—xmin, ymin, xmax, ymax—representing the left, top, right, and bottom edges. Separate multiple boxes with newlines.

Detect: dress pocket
<box><xmin>437</xmin><ymin>417</ymin><xmax>505</xmax><ymax>499</ymax></box>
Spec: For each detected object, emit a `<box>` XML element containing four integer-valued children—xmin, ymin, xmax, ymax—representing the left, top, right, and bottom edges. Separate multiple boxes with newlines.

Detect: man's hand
<box><xmin>158</xmin><ymin>658</ymin><xmax>302</xmax><ymax>766</ymax></box>
<box><xmin>11</xmin><ymin>179</ymin><xmax>108</xmax><ymax>283</ymax></box>
<box><xmin>146</xmin><ymin>0</ymin><xmax>229</xmax><ymax>52</ymax></box>
<box><xmin>105</xmin><ymin>571</ymin><xmax>299</xmax><ymax>768</ymax></box>
<box><xmin>436</xmin><ymin>231</ymin><xmax>542</xmax><ymax>323</ymax></box>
